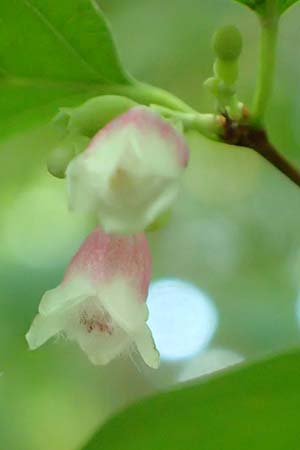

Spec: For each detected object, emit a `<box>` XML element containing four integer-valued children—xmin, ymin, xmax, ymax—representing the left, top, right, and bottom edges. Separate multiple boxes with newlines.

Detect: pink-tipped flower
<box><xmin>26</xmin><ymin>228</ymin><xmax>159</xmax><ymax>368</ymax></box>
<box><xmin>66</xmin><ymin>106</ymin><xmax>189</xmax><ymax>234</ymax></box>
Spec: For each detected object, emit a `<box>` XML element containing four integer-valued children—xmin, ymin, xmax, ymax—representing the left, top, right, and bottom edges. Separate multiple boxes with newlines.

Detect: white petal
<box><xmin>99</xmin><ymin>131</ymin><xmax>182</xmax><ymax>234</ymax></box>
<box><xmin>66</xmin><ymin>133</ymin><xmax>125</xmax><ymax>214</ymax></box>
<box><xmin>76</xmin><ymin>325</ymin><xmax>129</xmax><ymax>365</ymax></box>
<box><xmin>98</xmin><ymin>278</ymin><xmax>148</xmax><ymax>333</ymax></box>
<box><xmin>26</xmin><ymin>313</ymin><xmax>63</xmax><ymax>350</ymax></box>
<box><xmin>141</xmin><ymin>179</ymin><xmax>180</xmax><ymax>227</ymax></box>
<box><xmin>134</xmin><ymin>325</ymin><xmax>160</xmax><ymax>369</ymax></box>
<box><xmin>39</xmin><ymin>277</ymin><xmax>94</xmax><ymax>316</ymax></box>
<box><xmin>96</xmin><ymin>173</ymin><xmax>180</xmax><ymax>234</ymax></box>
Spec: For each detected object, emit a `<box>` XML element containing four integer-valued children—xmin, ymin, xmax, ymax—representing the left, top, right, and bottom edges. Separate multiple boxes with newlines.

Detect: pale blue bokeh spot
<box><xmin>147</xmin><ymin>278</ymin><xmax>218</xmax><ymax>361</ymax></box>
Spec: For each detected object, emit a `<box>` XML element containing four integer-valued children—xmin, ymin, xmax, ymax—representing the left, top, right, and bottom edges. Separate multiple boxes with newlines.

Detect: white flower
<box><xmin>66</xmin><ymin>106</ymin><xmax>189</xmax><ymax>234</ymax></box>
<box><xmin>26</xmin><ymin>228</ymin><xmax>159</xmax><ymax>368</ymax></box>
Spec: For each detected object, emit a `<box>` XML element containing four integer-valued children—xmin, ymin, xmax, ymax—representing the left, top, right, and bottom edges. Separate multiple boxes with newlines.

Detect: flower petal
<box><xmin>134</xmin><ymin>325</ymin><xmax>160</xmax><ymax>369</ymax></box>
<box><xmin>39</xmin><ymin>276</ymin><xmax>94</xmax><ymax>316</ymax></box>
<box><xmin>98</xmin><ymin>277</ymin><xmax>148</xmax><ymax>333</ymax></box>
<box><xmin>75</xmin><ymin>324</ymin><xmax>129</xmax><ymax>365</ymax></box>
<box><xmin>26</xmin><ymin>312</ymin><xmax>63</xmax><ymax>350</ymax></box>
<box><xmin>64</xmin><ymin>228</ymin><xmax>151</xmax><ymax>301</ymax></box>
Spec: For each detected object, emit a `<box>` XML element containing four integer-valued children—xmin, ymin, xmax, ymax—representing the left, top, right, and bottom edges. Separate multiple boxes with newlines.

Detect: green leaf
<box><xmin>234</xmin><ymin>0</ymin><xmax>266</xmax><ymax>15</ymax></box>
<box><xmin>278</xmin><ymin>0</ymin><xmax>299</xmax><ymax>13</ymax></box>
<box><xmin>0</xmin><ymin>0</ymin><xmax>132</xmax><ymax>138</ymax></box>
<box><xmin>83</xmin><ymin>349</ymin><xmax>300</xmax><ymax>450</ymax></box>
<box><xmin>234</xmin><ymin>0</ymin><xmax>299</xmax><ymax>15</ymax></box>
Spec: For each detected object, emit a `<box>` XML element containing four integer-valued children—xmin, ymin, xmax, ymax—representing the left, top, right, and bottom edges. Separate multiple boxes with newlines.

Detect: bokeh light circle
<box><xmin>147</xmin><ymin>278</ymin><xmax>218</xmax><ymax>361</ymax></box>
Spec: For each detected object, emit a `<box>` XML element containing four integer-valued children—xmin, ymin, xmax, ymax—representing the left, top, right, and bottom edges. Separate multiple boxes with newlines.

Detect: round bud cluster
<box><xmin>212</xmin><ymin>25</ymin><xmax>243</xmax><ymax>86</ymax></box>
<box><xmin>204</xmin><ymin>24</ymin><xmax>244</xmax><ymax>120</ymax></box>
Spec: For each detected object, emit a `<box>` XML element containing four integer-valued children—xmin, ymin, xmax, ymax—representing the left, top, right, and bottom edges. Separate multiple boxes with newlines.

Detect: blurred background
<box><xmin>1</xmin><ymin>0</ymin><xmax>300</xmax><ymax>449</ymax></box>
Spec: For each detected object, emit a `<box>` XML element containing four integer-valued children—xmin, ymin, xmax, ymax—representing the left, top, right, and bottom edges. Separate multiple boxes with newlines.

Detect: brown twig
<box><xmin>221</xmin><ymin>115</ymin><xmax>300</xmax><ymax>187</ymax></box>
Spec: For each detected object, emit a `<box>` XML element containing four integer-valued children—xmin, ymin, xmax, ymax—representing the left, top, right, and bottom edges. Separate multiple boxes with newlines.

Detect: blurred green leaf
<box><xmin>234</xmin><ymin>0</ymin><xmax>266</xmax><ymax>15</ymax></box>
<box><xmin>234</xmin><ymin>0</ymin><xmax>299</xmax><ymax>15</ymax></box>
<box><xmin>0</xmin><ymin>0</ymin><xmax>131</xmax><ymax>138</ymax></box>
<box><xmin>278</xmin><ymin>0</ymin><xmax>300</xmax><ymax>13</ymax></box>
<box><xmin>83</xmin><ymin>349</ymin><xmax>300</xmax><ymax>450</ymax></box>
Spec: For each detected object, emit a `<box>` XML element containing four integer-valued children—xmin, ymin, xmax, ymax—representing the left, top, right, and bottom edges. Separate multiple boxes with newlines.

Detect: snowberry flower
<box><xmin>66</xmin><ymin>106</ymin><xmax>189</xmax><ymax>234</ymax></box>
<box><xmin>26</xmin><ymin>227</ymin><xmax>159</xmax><ymax>368</ymax></box>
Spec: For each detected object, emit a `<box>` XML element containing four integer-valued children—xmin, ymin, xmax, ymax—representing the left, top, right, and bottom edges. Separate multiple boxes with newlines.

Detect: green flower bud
<box><xmin>47</xmin><ymin>134</ymin><xmax>89</xmax><ymax>179</ymax></box>
<box><xmin>213</xmin><ymin>25</ymin><xmax>242</xmax><ymax>61</ymax></box>
<box><xmin>203</xmin><ymin>77</ymin><xmax>220</xmax><ymax>96</ymax></box>
<box><xmin>213</xmin><ymin>59</ymin><xmax>239</xmax><ymax>85</ymax></box>
<box><xmin>226</xmin><ymin>97</ymin><xmax>244</xmax><ymax>121</ymax></box>
<box><xmin>54</xmin><ymin>95</ymin><xmax>138</xmax><ymax>138</ymax></box>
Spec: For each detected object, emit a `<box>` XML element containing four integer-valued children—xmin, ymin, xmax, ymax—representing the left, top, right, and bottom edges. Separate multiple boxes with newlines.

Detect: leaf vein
<box><xmin>20</xmin><ymin>0</ymin><xmax>102</xmax><ymax>79</ymax></box>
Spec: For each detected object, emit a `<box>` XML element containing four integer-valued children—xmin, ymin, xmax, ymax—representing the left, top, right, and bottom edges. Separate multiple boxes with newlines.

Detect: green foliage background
<box><xmin>1</xmin><ymin>0</ymin><xmax>300</xmax><ymax>449</ymax></box>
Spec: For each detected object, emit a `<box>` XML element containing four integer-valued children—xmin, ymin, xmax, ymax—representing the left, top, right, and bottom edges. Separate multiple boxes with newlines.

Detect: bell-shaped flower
<box><xmin>26</xmin><ymin>228</ymin><xmax>159</xmax><ymax>368</ymax></box>
<box><xmin>66</xmin><ymin>106</ymin><xmax>189</xmax><ymax>234</ymax></box>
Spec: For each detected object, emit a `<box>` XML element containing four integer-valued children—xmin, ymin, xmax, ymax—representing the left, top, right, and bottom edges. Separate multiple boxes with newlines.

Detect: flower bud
<box><xmin>213</xmin><ymin>25</ymin><xmax>242</xmax><ymax>61</ymax></box>
<box><xmin>47</xmin><ymin>134</ymin><xmax>89</xmax><ymax>178</ymax></box>
<box><xmin>66</xmin><ymin>106</ymin><xmax>189</xmax><ymax>234</ymax></box>
<box><xmin>213</xmin><ymin>59</ymin><xmax>239</xmax><ymax>86</ymax></box>
<box><xmin>54</xmin><ymin>95</ymin><xmax>137</xmax><ymax>138</ymax></box>
<box><xmin>212</xmin><ymin>25</ymin><xmax>242</xmax><ymax>86</ymax></box>
<box><xmin>26</xmin><ymin>227</ymin><xmax>159</xmax><ymax>368</ymax></box>
<box><xmin>203</xmin><ymin>77</ymin><xmax>220</xmax><ymax>96</ymax></box>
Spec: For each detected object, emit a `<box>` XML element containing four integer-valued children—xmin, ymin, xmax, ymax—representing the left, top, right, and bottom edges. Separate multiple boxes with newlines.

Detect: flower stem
<box><xmin>251</xmin><ymin>2</ymin><xmax>279</xmax><ymax>127</ymax></box>
<box><xmin>150</xmin><ymin>104</ymin><xmax>223</xmax><ymax>138</ymax></box>
<box><xmin>113</xmin><ymin>82</ymin><xmax>223</xmax><ymax>137</ymax></box>
<box><xmin>222</xmin><ymin>117</ymin><xmax>300</xmax><ymax>187</ymax></box>
<box><xmin>132</xmin><ymin>82</ymin><xmax>196</xmax><ymax>114</ymax></box>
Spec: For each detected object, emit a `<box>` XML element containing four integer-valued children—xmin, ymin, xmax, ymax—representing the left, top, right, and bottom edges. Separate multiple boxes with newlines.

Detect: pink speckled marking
<box><xmin>63</xmin><ymin>228</ymin><xmax>152</xmax><ymax>302</ymax></box>
<box><xmin>86</xmin><ymin>107</ymin><xmax>189</xmax><ymax>167</ymax></box>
